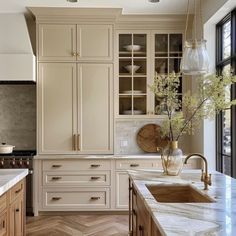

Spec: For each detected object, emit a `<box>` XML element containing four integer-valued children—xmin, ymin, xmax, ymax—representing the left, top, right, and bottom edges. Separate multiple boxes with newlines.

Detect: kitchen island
<box><xmin>129</xmin><ymin>169</ymin><xmax>236</xmax><ymax>236</ymax></box>
<box><xmin>0</xmin><ymin>169</ymin><xmax>28</xmax><ymax>236</ymax></box>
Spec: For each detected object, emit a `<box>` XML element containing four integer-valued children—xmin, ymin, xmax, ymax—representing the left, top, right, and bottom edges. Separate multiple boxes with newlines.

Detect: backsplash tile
<box><xmin>0</xmin><ymin>85</ymin><xmax>36</xmax><ymax>150</ymax></box>
<box><xmin>115</xmin><ymin>119</ymin><xmax>191</xmax><ymax>155</ymax></box>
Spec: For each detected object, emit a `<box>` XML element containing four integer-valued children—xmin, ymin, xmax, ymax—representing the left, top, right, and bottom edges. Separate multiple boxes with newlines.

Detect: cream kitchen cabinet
<box><xmin>38</xmin><ymin>63</ymin><xmax>113</xmax><ymax>154</ymax></box>
<box><xmin>38</xmin><ymin>24</ymin><xmax>113</xmax><ymax>61</ymax></box>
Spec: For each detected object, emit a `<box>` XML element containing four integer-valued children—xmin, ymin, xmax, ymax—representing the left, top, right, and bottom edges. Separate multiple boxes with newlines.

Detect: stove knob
<box><xmin>25</xmin><ymin>159</ymin><xmax>30</xmax><ymax>167</ymax></box>
<box><xmin>11</xmin><ymin>159</ymin><xmax>16</xmax><ymax>167</ymax></box>
<box><xmin>0</xmin><ymin>159</ymin><xmax>4</xmax><ymax>167</ymax></box>
<box><xmin>19</xmin><ymin>158</ymin><xmax>23</xmax><ymax>167</ymax></box>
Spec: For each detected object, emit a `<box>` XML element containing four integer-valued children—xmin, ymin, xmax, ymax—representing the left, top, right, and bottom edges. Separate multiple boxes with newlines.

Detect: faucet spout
<box><xmin>184</xmin><ymin>153</ymin><xmax>211</xmax><ymax>190</ymax></box>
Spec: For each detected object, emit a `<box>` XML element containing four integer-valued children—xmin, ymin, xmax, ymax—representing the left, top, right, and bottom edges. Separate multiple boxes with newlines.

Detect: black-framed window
<box><xmin>216</xmin><ymin>9</ymin><xmax>236</xmax><ymax>178</ymax></box>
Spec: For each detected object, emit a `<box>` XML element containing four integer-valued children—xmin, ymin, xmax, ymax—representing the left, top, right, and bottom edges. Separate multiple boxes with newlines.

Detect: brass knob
<box><xmin>72</xmin><ymin>52</ymin><xmax>76</xmax><ymax>57</ymax></box>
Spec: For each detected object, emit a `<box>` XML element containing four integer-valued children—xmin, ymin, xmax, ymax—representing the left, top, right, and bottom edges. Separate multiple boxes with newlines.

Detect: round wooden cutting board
<box><xmin>136</xmin><ymin>124</ymin><xmax>169</xmax><ymax>153</ymax></box>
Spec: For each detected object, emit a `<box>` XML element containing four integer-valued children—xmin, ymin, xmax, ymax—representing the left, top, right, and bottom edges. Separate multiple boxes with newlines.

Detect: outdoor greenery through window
<box><xmin>216</xmin><ymin>9</ymin><xmax>236</xmax><ymax>177</ymax></box>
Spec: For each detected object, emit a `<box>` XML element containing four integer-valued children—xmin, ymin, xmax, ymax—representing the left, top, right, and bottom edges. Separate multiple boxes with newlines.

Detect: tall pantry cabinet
<box><xmin>33</xmin><ymin>9</ymin><xmax>118</xmax><ymax>154</ymax></box>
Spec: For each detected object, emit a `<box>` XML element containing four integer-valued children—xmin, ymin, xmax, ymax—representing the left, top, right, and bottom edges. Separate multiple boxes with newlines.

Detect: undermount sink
<box><xmin>146</xmin><ymin>184</ymin><xmax>216</xmax><ymax>203</ymax></box>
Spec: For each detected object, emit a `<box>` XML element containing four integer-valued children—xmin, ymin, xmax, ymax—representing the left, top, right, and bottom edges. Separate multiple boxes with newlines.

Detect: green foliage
<box><xmin>149</xmin><ymin>72</ymin><xmax>236</xmax><ymax>141</ymax></box>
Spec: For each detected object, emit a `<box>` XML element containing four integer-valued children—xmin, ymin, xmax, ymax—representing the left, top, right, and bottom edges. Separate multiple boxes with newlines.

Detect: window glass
<box><xmin>223</xmin><ymin>21</ymin><xmax>231</xmax><ymax>59</ymax></box>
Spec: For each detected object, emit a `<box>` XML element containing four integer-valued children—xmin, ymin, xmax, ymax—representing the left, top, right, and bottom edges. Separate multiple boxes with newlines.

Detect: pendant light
<box><xmin>181</xmin><ymin>0</ymin><xmax>210</xmax><ymax>75</ymax></box>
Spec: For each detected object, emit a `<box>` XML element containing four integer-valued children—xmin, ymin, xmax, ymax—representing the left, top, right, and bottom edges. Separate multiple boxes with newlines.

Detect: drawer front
<box><xmin>0</xmin><ymin>194</ymin><xmax>6</xmax><ymax>213</ymax></box>
<box><xmin>0</xmin><ymin>210</ymin><xmax>7</xmax><ymax>236</ymax></box>
<box><xmin>115</xmin><ymin>160</ymin><xmax>161</xmax><ymax>170</ymax></box>
<box><xmin>9</xmin><ymin>180</ymin><xmax>24</xmax><ymax>204</ymax></box>
<box><xmin>43</xmin><ymin>188</ymin><xmax>110</xmax><ymax>209</ymax></box>
<box><xmin>43</xmin><ymin>160</ymin><xmax>111</xmax><ymax>171</ymax></box>
<box><xmin>43</xmin><ymin>171</ymin><xmax>110</xmax><ymax>186</ymax></box>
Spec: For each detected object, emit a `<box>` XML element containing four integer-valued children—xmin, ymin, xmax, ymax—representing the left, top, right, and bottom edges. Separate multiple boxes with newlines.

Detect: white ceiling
<box><xmin>0</xmin><ymin>0</ymin><xmax>194</xmax><ymax>14</ymax></box>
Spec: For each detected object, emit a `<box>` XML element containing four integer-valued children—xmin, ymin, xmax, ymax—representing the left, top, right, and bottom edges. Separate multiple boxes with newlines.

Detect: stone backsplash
<box><xmin>0</xmin><ymin>85</ymin><xmax>36</xmax><ymax>150</ymax></box>
<box><xmin>115</xmin><ymin>119</ymin><xmax>191</xmax><ymax>155</ymax></box>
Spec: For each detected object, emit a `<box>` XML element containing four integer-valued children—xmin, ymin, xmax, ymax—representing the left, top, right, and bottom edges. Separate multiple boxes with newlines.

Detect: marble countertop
<box><xmin>128</xmin><ymin>169</ymin><xmax>236</xmax><ymax>236</ymax></box>
<box><xmin>0</xmin><ymin>169</ymin><xmax>28</xmax><ymax>196</ymax></box>
<box><xmin>34</xmin><ymin>154</ymin><xmax>193</xmax><ymax>160</ymax></box>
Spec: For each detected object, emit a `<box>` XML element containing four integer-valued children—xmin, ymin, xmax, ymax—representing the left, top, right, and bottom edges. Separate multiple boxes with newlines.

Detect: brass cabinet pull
<box><xmin>51</xmin><ymin>197</ymin><xmax>61</xmax><ymax>201</ymax></box>
<box><xmin>130</xmin><ymin>164</ymin><xmax>139</xmax><ymax>167</ymax></box>
<box><xmin>15</xmin><ymin>188</ymin><xmax>21</xmax><ymax>194</ymax></box>
<box><xmin>90</xmin><ymin>176</ymin><xmax>101</xmax><ymax>180</ymax></box>
<box><xmin>73</xmin><ymin>134</ymin><xmax>77</xmax><ymax>151</ymax></box>
<box><xmin>72</xmin><ymin>52</ymin><xmax>76</xmax><ymax>57</ymax></box>
<box><xmin>52</xmin><ymin>165</ymin><xmax>62</xmax><ymax>168</ymax></box>
<box><xmin>2</xmin><ymin>220</ymin><xmax>5</xmax><ymax>228</ymax></box>
<box><xmin>91</xmin><ymin>164</ymin><xmax>101</xmax><ymax>168</ymax></box>
<box><xmin>90</xmin><ymin>197</ymin><xmax>100</xmax><ymax>200</ymax></box>
<box><xmin>51</xmin><ymin>177</ymin><xmax>62</xmax><ymax>180</ymax></box>
<box><xmin>77</xmin><ymin>134</ymin><xmax>80</xmax><ymax>151</ymax></box>
<box><xmin>15</xmin><ymin>209</ymin><xmax>20</xmax><ymax>212</ymax></box>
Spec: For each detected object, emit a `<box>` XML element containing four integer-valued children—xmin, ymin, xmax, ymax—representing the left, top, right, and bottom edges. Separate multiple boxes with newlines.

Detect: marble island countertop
<box><xmin>128</xmin><ymin>169</ymin><xmax>236</xmax><ymax>236</ymax></box>
<box><xmin>0</xmin><ymin>169</ymin><xmax>28</xmax><ymax>196</ymax></box>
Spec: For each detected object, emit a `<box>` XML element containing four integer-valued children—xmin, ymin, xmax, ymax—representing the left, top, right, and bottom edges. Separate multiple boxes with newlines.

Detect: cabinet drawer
<box><xmin>0</xmin><ymin>210</ymin><xmax>7</xmax><ymax>236</ymax></box>
<box><xmin>43</xmin><ymin>160</ymin><xmax>111</xmax><ymax>171</ymax></box>
<box><xmin>0</xmin><ymin>194</ymin><xmax>6</xmax><ymax>213</ymax></box>
<box><xmin>9</xmin><ymin>180</ymin><xmax>24</xmax><ymax>204</ymax></box>
<box><xmin>115</xmin><ymin>160</ymin><xmax>160</xmax><ymax>170</ymax></box>
<box><xmin>43</xmin><ymin>171</ymin><xmax>110</xmax><ymax>186</ymax></box>
<box><xmin>43</xmin><ymin>188</ymin><xmax>110</xmax><ymax>209</ymax></box>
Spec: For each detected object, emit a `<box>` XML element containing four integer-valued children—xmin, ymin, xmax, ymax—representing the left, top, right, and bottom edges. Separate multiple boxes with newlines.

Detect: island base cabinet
<box><xmin>0</xmin><ymin>180</ymin><xmax>25</xmax><ymax>236</ymax></box>
<box><xmin>9</xmin><ymin>196</ymin><xmax>24</xmax><ymax>236</ymax></box>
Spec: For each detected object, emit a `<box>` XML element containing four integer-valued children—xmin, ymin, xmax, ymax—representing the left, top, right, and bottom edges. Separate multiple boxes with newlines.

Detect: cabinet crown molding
<box><xmin>28</xmin><ymin>7</ymin><xmax>122</xmax><ymax>22</ymax></box>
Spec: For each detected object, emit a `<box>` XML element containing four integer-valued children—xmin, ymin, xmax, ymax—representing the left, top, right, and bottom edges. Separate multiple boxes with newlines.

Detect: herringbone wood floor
<box><xmin>26</xmin><ymin>214</ymin><xmax>129</xmax><ymax>236</ymax></box>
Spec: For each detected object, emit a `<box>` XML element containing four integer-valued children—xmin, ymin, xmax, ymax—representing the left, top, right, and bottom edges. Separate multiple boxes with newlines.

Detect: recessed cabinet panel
<box><xmin>78</xmin><ymin>64</ymin><xmax>113</xmax><ymax>153</ymax></box>
<box><xmin>116</xmin><ymin>172</ymin><xmax>129</xmax><ymax>208</ymax></box>
<box><xmin>38</xmin><ymin>24</ymin><xmax>76</xmax><ymax>61</ymax></box>
<box><xmin>38</xmin><ymin>63</ymin><xmax>77</xmax><ymax>154</ymax></box>
<box><xmin>77</xmin><ymin>25</ymin><xmax>112</xmax><ymax>61</ymax></box>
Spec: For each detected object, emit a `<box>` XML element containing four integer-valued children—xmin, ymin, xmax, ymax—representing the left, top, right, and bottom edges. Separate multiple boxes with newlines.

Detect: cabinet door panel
<box><xmin>38</xmin><ymin>24</ymin><xmax>76</xmax><ymax>61</ymax></box>
<box><xmin>9</xmin><ymin>196</ymin><xmax>23</xmax><ymax>236</ymax></box>
<box><xmin>116</xmin><ymin>172</ymin><xmax>129</xmax><ymax>208</ymax></box>
<box><xmin>38</xmin><ymin>63</ymin><xmax>77</xmax><ymax>154</ymax></box>
<box><xmin>77</xmin><ymin>25</ymin><xmax>112</xmax><ymax>61</ymax></box>
<box><xmin>78</xmin><ymin>64</ymin><xmax>113</xmax><ymax>154</ymax></box>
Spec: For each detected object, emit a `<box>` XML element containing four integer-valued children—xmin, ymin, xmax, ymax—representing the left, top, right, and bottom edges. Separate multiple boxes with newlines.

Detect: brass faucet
<box><xmin>184</xmin><ymin>153</ymin><xmax>212</xmax><ymax>190</ymax></box>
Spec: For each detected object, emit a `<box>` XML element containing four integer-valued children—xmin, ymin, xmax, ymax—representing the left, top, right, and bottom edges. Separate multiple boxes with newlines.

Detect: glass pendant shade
<box><xmin>181</xmin><ymin>39</ymin><xmax>210</xmax><ymax>75</ymax></box>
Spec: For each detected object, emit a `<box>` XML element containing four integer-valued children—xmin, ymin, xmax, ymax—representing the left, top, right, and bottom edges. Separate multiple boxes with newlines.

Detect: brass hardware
<box><xmin>15</xmin><ymin>209</ymin><xmax>19</xmax><ymax>212</ymax></box>
<box><xmin>73</xmin><ymin>134</ymin><xmax>77</xmax><ymax>151</ymax></box>
<box><xmin>51</xmin><ymin>197</ymin><xmax>62</xmax><ymax>201</ymax></box>
<box><xmin>91</xmin><ymin>164</ymin><xmax>101</xmax><ymax>168</ymax></box>
<box><xmin>90</xmin><ymin>197</ymin><xmax>100</xmax><ymax>200</ymax></box>
<box><xmin>2</xmin><ymin>220</ymin><xmax>5</xmax><ymax>228</ymax></box>
<box><xmin>52</xmin><ymin>165</ymin><xmax>62</xmax><ymax>168</ymax></box>
<box><xmin>72</xmin><ymin>52</ymin><xmax>76</xmax><ymax>56</ymax></box>
<box><xmin>184</xmin><ymin>153</ymin><xmax>212</xmax><ymax>190</ymax></box>
<box><xmin>90</xmin><ymin>176</ymin><xmax>101</xmax><ymax>180</ymax></box>
<box><xmin>15</xmin><ymin>189</ymin><xmax>21</xmax><ymax>194</ymax></box>
<box><xmin>77</xmin><ymin>134</ymin><xmax>80</xmax><ymax>151</ymax></box>
<box><xmin>51</xmin><ymin>177</ymin><xmax>62</xmax><ymax>180</ymax></box>
<box><xmin>130</xmin><ymin>164</ymin><xmax>139</xmax><ymax>167</ymax></box>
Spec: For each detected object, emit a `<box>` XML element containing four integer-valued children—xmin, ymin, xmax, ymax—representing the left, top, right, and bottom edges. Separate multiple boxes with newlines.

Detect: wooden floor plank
<box><xmin>26</xmin><ymin>214</ymin><xmax>129</xmax><ymax>236</ymax></box>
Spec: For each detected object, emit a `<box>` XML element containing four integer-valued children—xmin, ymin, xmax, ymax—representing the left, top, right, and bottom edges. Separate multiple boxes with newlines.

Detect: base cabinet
<box><xmin>130</xmin><ymin>181</ymin><xmax>162</xmax><ymax>236</ymax></box>
<box><xmin>0</xmin><ymin>180</ymin><xmax>25</xmax><ymax>236</ymax></box>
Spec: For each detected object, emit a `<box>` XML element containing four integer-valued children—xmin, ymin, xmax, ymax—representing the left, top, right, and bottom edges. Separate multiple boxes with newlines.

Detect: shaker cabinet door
<box><xmin>77</xmin><ymin>64</ymin><xmax>113</xmax><ymax>154</ymax></box>
<box><xmin>77</xmin><ymin>25</ymin><xmax>113</xmax><ymax>61</ymax></box>
<box><xmin>38</xmin><ymin>63</ymin><xmax>77</xmax><ymax>154</ymax></box>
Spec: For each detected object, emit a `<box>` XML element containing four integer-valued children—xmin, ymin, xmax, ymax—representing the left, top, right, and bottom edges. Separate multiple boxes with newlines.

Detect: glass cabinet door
<box><xmin>154</xmin><ymin>33</ymin><xmax>183</xmax><ymax>115</ymax></box>
<box><xmin>118</xmin><ymin>34</ymin><xmax>148</xmax><ymax>116</ymax></box>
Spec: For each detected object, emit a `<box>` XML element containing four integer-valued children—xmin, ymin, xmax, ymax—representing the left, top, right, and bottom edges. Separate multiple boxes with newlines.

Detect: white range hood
<box><xmin>0</xmin><ymin>14</ymin><xmax>35</xmax><ymax>82</ymax></box>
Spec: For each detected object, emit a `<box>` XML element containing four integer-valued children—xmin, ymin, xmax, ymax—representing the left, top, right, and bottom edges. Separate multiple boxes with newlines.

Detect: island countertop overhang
<box><xmin>128</xmin><ymin>169</ymin><xmax>236</xmax><ymax>236</ymax></box>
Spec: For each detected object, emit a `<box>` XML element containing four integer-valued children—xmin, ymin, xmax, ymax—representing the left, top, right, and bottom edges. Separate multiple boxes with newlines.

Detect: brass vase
<box><xmin>161</xmin><ymin>141</ymin><xmax>183</xmax><ymax>176</ymax></box>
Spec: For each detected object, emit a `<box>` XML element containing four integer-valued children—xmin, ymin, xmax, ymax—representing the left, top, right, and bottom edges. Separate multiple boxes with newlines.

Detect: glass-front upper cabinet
<box><xmin>154</xmin><ymin>33</ymin><xmax>183</xmax><ymax>115</ymax></box>
<box><xmin>118</xmin><ymin>33</ymin><xmax>149</xmax><ymax>116</ymax></box>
